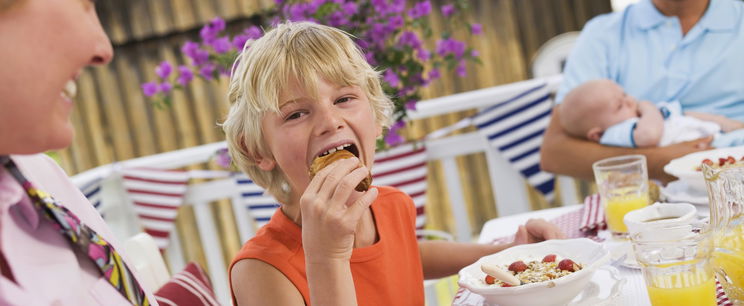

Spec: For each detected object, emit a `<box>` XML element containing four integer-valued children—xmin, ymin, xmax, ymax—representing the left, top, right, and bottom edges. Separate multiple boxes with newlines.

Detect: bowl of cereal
<box><xmin>663</xmin><ymin>146</ymin><xmax>744</xmax><ymax>193</ymax></box>
<box><xmin>458</xmin><ymin>238</ymin><xmax>610</xmax><ymax>306</ymax></box>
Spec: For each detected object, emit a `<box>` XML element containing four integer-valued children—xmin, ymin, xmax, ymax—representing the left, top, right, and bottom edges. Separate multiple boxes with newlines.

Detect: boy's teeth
<box><xmin>320</xmin><ymin>144</ymin><xmax>353</xmax><ymax>157</ymax></box>
<box><xmin>62</xmin><ymin>80</ymin><xmax>77</xmax><ymax>100</ymax></box>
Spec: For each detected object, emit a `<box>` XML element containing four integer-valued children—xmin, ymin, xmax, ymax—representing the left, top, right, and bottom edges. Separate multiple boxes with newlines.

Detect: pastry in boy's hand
<box><xmin>309</xmin><ymin>149</ymin><xmax>372</xmax><ymax>192</ymax></box>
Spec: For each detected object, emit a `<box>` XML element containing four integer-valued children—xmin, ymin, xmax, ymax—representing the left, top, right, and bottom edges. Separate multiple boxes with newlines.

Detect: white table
<box><xmin>476</xmin><ymin>205</ymin><xmax>651</xmax><ymax>306</ymax></box>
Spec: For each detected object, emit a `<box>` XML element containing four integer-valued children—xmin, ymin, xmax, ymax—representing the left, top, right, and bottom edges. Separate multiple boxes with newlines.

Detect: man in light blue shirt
<box><xmin>556</xmin><ymin>0</ymin><xmax>744</xmax><ymax>120</ymax></box>
<box><xmin>541</xmin><ymin>0</ymin><xmax>744</xmax><ymax>182</ymax></box>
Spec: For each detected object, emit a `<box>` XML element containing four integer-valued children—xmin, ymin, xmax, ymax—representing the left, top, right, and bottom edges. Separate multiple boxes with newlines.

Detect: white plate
<box><xmin>663</xmin><ymin>146</ymin><xmax>744</xmax><ymax>193</ymax></box>
<box><xmin>660</xmin><ymin>180</ymin><xmax>708</xmax><ymax>205</ymax></box>
<box><xmin>453</xmin><ymin>266</ymin><xmax>626</xmax><ymax>306</ymax></box>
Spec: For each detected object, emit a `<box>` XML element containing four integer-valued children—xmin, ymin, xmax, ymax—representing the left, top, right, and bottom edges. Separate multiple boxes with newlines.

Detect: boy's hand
<box><xmin>513</xmin><ymin>218</ymin><xmax>565</xmax><ymax>245</ymax></box>
<box><xmin>300</xmin><ymin>157</ymin><xmax>378</xmax><ymax>264</ymax></box>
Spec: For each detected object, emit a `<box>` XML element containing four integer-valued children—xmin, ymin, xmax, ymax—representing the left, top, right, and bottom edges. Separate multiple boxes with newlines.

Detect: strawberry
<box><xmin>485</xmin><ymin>275</ymin><xmax>495</xmax><ymax>285</ymax></box>
<box><xmin>702</xmin><ymin>158</ymin><xmax>714</xmax><ymax>166</ymax></box>
<box><xmin>726</xmin><ymin>156</ymin><xmax>736</xmax><ymax>165</ymax></box>
<box><xmin>719</xmin><ymin>158</ymin><xmax>727</xmax><ymax>167</ymax></box>
<box><xmin>558</xmin><ymin>259</ymin><xmax>578</xmax><ymax>272</ymax></box>
<box><xmin>508</xmin><ymin>261</ymin><xmax>528</xmax><ymax>273</ymax></box>
<box><xmin>542</xmin><ymin>254</ymin><xmax>557</xmax><ymax>263</ymax></box>
<box><xmin>501</xmin><ymin>283</ymin><xmax>513</xmax><ymax>287</ymax></box>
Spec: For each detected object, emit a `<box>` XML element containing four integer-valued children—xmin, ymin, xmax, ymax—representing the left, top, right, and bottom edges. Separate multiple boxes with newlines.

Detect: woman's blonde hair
<box><xmin>223</xmin><ymin>22</ymin><xmax>393</xmax><ymax>203</ymax></box>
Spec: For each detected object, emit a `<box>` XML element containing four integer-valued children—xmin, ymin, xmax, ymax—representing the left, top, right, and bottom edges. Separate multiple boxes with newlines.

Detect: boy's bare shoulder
<box><xmin>231</xmin><ymin>258</ymin><xmax>304</xmax><ymax>305</ymax></box>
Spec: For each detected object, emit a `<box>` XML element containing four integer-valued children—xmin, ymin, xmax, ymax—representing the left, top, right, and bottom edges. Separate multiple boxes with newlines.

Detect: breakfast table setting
<box><xmin>452</xmin><ymin>146</ymin><xmax>744</xmax><ymax>306</ymax></box>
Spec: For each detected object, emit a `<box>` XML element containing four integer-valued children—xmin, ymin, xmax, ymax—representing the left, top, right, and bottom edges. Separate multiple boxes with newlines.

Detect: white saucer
<box><xmin>453</xmin><ymin>266</ymin><xmax>626</xmax><ymax>306</ymax></box>
<box><xmin>661</xmin><ymin>180</ymin><xmax>708</xmax><ymax>205</ymax></box>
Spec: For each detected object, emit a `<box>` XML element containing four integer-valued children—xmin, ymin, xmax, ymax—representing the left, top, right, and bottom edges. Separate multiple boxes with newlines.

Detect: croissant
<box><xmin>309</xmin><ymin>150</ymin><xmax>372</xmax><ymax>192</ymax></box>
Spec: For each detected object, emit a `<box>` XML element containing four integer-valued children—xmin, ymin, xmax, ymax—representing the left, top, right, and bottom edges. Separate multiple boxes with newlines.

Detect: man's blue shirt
<box><xmin>556</xmin><ymin>0</ymin><xmax>744</xmax><ymax>121</ymax></box>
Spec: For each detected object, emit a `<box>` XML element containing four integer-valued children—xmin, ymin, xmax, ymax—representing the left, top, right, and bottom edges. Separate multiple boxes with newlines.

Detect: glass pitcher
<box><xmin>702</xmin><ymin>163</ymin><xmax>744</xmax><ymax>303</ymax></box>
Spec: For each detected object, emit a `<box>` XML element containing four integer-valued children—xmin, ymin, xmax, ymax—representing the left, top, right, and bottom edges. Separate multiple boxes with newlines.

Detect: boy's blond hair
<box><xmin>223</xmin><ymin>22</ymin><xmax>393</xmax><ymax>203</ymax></box>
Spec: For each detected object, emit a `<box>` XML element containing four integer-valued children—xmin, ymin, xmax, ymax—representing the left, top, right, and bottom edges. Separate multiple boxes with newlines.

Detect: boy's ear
<box><xmin>586</xmin><ymin>127</ymin><xmax>603</xmax><ymax>142</ymax></box>
<box><xmin>256</xmin><ymin>156</ymin><xmax>276</xmax><ymax>171</ymax></box>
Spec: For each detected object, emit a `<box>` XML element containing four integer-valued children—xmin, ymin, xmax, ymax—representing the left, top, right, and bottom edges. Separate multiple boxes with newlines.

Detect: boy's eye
<box><xmin>285</xmin><ymin>111</ymin><xmax>306</xmax><ymax>121</ymax></box>
<box><xmin>335</xmin><ymin>96</ymin><xmax>352</xmax><ymax>104</ymax></box>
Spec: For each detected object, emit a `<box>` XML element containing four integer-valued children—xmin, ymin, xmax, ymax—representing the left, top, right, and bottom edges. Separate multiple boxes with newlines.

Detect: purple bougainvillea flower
<box><xmin>436</xmin><ymin>38</ymin><xmax>466</xmax><ymax>58</ymax></box>
<box><xmin>471</xmin><ymin>49</ymin><xmax>479</xmax><ymax>58</ymax></box>
<box><xmin>416</xmin><ymin>48</ymin><xmax>431</xmax><ymax>61</ymax></box>
<box><xmin>159</xmin><ymin>82</ymin><xmax>173</xmax><ymax>93</ymax></box>
<box><xmin>200</xmin><ymin>17</ymin><xmax>226</xmax><ymax>43</ymax></box>
<box><xmin>328</xmin><ymin>11</ymin><xmax>349</xmax><ymax>27</ymax></box>
<box><xmin>384</xmin><ymin>120</ymin><xmax>407</xmax><ymax>146</ymax></box>
<box><xmin>364</xmin><ymin>51</ymin><xmax>377</xmax><ymax>66</ymax></box>
<box><xmin>200</xmin><ymin>18</ymin><xmax>225</xmax><ymax>44</ymax></box>
<box><xmin>177</xmin><ymin>65</ymin><xmax>194</xmax><ymax>86</ymax></box>
<box><xmin>456</xmin><ymin>60</ymin><xmax>467</xmax><ymax>77</ymax></box>
<box><xmin>141</xmin><ymin>82</ymin><xmax>159</xmax><ymax>97</ymax></box>
<box><xmin>214</xmin><ymin>148</ymin><xmax>232</xmax><ymax>169</ymax></box>
<box><xmin>428</xmin><ymin>68</ymin><xmax>441</xmax><ymax>80</ymax></box>
<box><xmin>389</xmin><ymin>15</ymin><xmax>404</xmax><ymax>30</ymax></box>
<box><xmin>408</xmin><ymin>1</ymin><xmax>432</xmax><ymax>19</ymax></box>
<box><xmin>405</xmin><ymin>100</ymin><xmax>418</xmax><ymax>110</ymax></box>
<box><xmin>193</xmin><ymin>49</ymin><xmax>210</xmax><ymax>66</ymax></box>
<box><xmin>342</xmin><ymin>2</ymin><xmax>358</xmax><ymax>15</ymax></box>
<box><xmin>369</xmin><ymin>23</ymin><xmax>389</xmax><ymax>46</ymax></box>
<box><xmin>441</xmin><ymin>4</ymin><xmax>455</xmax><ymax>17</ymax></box>
<box><xmin>200</xmin><ymin>64</ymin><xmax>216</xmax><ymax>80</ymax></box>
<box><xmin>471</xmin><ymin>23</ymin><xmax>483</xmax><ymax>35</ymax></box>
<box><xmin>181</xmin><ymin>41</ymin><xmax>200</xmax><ymax>59</ymax></box>
<box><xmin>212</xmin><ymin>37</ymin><xmax>232</xmax><ymax>54</ymax></box>
<box><xmin>399</xmin><ymin>31</ymin><xmax>421</xmax><ymax>49</ymax></box>
<box><xmin>155</xmin><ymin>61</ymin><xmax>172</xmax><ymax>79</ymax></box>
<box><xmin>383</xmin><ymin>70</ymin><xmax>400</xmax><ymax>88</ymax></box>
<box><xmin>232</xmin><ymin>34</ymin><xmax>249</xmax><ymax>50</ymax></box>
<box><xmin>244</xmin><ymin>26</ymin><xmax>263</xmax><ymax>39</ymax></box>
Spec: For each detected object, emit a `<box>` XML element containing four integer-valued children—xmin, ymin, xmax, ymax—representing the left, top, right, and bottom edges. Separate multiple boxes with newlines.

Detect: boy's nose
<box><xmin>315</xmin><ymin>107</ymin><xmax>344</xmax><ymax>136</ymax></box>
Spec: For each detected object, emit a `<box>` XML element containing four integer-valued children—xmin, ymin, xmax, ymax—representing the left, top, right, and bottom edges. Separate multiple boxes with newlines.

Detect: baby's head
<box><xmin>559</xmin><ymin>79</ymin><xmax>638</xmax><ymax>142</ymax></box>
<box><xmin>223</xmin><ymin>22</ymin><xmax>393</xmax><ymax>203</ymax></box>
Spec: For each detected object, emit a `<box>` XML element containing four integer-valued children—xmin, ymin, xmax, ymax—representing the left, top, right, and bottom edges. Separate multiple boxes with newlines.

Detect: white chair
<box><xmin>124</xmin><ymin>232</ymin><xmax>171</xmax><ymax>293</ymax></box>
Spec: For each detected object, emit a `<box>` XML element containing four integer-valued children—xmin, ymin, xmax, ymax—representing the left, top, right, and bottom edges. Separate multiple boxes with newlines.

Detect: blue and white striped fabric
<box><xmin>79</xmin><ymin>177</ymin><xmax>105</xmax><ymax>217</ymax></box>
<box><xmin>472</xmin><ymin>83</ymin><xmax>555</xmax><ymax>202</ymax></box>
<box><xmin>233</xmin><ymin>173</ymin><xmax>280</xmax><ymax>229</ymax></box>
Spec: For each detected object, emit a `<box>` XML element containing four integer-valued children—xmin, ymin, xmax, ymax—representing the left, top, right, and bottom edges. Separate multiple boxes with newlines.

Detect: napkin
<box><xmin>579</xmin><ymin>194</ymin><xmax>607</xmax><ymax>234</ymax></box>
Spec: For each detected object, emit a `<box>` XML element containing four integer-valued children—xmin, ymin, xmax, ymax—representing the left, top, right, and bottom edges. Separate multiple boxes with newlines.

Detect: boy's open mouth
<box><xmin>317</xmin><ymin>143</ymin><xmax>360</xmax><ymax>159</ymax></box>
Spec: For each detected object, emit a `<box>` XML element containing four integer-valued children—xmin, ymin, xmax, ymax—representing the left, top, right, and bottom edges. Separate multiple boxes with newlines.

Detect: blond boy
<box><xmin>223</xmin><ymin>22</ymin><xmax>564</xmax><ymax>306</ymax></box>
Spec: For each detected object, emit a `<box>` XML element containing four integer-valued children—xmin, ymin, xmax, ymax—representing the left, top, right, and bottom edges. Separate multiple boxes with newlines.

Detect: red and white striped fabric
<box><xmin>154</xmin><ymin>261</ymin><xmax>219</xmax><ymax>306</ymax></box>
<box><xmin>579</xmin><ymin>193</ymin><xmax>607</xmax><ymax>233</ymax></box>
<box><xmin>121</xmin><ymin>168</ymin><xmax>190</xmax><ymax>250</ymax></box>
<box><xmin>372</xmin><ymin>143</ymin><xmax>428</xmax><ymax>229</ymax></box>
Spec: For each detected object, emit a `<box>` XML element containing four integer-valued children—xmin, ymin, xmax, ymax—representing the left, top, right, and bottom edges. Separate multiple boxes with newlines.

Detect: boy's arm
<box><xmin>232</xmin><ymin>259</ymin><xmax>305</xmax><ymax>305</ymax></box>
<box><xmin>419</xmin><ymin>219</ymin><xmax>564</xmax><ymax>279</ymax></box>
<box><xmin>685</xmin><ymin>111</ymin><xmax>744</xmax><ymax>132</ymax></box>
<box><xmin>540</xmin><ymin>107</ymin><xmax>712</xmax><ymax>183</ymax></box>
<box><xmin>632</xmin><ymin>101</ymin><xmax>664</xmax><ymax>147</ymax></box>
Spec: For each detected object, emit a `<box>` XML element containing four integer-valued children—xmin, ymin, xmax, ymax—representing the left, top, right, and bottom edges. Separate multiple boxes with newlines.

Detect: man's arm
<box><xmin>540</xmin><ymin>107</ymin><xmax>712</xmax><ymax>183</ymax></box>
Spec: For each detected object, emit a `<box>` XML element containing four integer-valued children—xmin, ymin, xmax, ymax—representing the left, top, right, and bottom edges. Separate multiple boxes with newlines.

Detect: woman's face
<box><xmin>0</xmin><ymin>0</ymin><xmax>113</xmax><ymax>154</ymax></box>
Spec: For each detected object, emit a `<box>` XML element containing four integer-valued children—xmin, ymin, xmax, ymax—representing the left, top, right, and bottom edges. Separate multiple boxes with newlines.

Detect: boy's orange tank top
<box><xmin>229</xmin><ymin>186</ymin><xmax>424</xmax><ymax>305</ymax></box>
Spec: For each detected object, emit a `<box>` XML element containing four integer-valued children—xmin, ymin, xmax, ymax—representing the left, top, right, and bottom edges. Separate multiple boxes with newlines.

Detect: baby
<box><xmin>559</xmin><ymin>79</ymin><xmax>744</xmax><ymax>148</ymax></box>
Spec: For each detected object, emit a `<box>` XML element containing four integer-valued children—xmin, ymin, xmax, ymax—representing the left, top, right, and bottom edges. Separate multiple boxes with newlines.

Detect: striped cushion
<box><xmin>154</xmin><ymin>262</ymin><xmax>220</xmax><ymax>306</ymax></box>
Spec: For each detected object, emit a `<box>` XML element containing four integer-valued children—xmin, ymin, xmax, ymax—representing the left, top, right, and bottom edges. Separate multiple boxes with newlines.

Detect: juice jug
<box><xmin>702</xmin><ymin>162</ymin><xmax>744</xmax><ymax>303</ymax></box>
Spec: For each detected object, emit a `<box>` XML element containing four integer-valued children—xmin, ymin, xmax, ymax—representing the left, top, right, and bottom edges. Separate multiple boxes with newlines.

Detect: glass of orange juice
<box><xmin>631</xmin><ymin>225</ymin><xmax>717</xmax><ymax>306</ymax></box>
<box><xmin>592</xmin><ymin>155</ymin><xmax>650</xmax><ymax>238</ymax></box>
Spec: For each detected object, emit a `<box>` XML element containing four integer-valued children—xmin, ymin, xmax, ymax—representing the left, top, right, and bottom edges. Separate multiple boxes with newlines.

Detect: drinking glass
<box><xmin>631</xmin><ymin>226</ymin><xmax>717</xmax><ymax>306</ymax></box>
<box><xmin>593</xmin><ymin>155</ymin><xmax>650</xmax><ymax>238</ymax></box>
